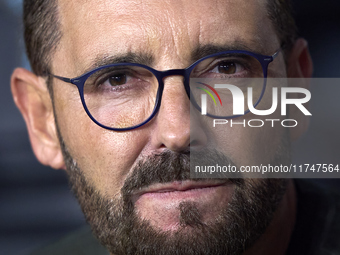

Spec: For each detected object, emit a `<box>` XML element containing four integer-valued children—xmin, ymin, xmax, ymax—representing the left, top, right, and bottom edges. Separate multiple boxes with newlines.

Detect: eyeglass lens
<box><xmin>82</xmin><ymin>53</ymin><xmax>265</xmax><ymax>129</ymax></box>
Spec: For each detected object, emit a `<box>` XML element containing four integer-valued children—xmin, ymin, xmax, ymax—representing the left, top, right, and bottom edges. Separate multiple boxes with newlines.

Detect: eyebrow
<box><xmin>80</xmin><ymin>41</ymin><xmax>266</xmax><ymax>76</ymax></box>
<box><xmin>190</xmin><ymin>41</ymin><xmax>265</xmax><ymax>62</ymax></box>
<box><xmin>81</xmin><ymin>52</ymin><xmax>154</xmax><ymax>76</ymax></box>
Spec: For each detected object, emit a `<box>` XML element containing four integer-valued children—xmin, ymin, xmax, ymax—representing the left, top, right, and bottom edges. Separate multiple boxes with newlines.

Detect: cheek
<box><xmin>207</xmin><ymin>112</ymin><xmax>287</xmax><ymax>167</ymax></box>
<box><xmin>54</xmin><ymin>85</ymin><xmax>149</xmax><ymax>196</ymax></box>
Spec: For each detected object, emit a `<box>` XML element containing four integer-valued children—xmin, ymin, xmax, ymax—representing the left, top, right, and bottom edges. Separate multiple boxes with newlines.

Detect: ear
<box><xmin>286</xmin><ymin>38</ymin><xmax>313</xmax><ymax>141</ymax></box>
<box><xmin>11</xmin><ymin>68</ymin><xmax>66</xmax><ymax>170</ymax></box>
<box><xmin>287</xmin><ymin>38</ymin><xmax>313</xmax><ymax>78</ymax></box>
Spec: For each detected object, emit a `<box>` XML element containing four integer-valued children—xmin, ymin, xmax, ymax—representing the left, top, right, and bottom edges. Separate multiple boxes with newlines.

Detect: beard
<box><xmin>57</xmin><ymin>129</ymin><xmax>290</xmax><ymax>255</ymax></box>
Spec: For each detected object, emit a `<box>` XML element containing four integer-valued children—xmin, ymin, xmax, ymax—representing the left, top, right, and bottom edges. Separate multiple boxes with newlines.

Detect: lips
<box><xmin>131</xmin><ymin>179</ymin><xmax>235</xmax><ymax>231</ymax></box>
<box><xmin>133</xmin><ymin>180</ymin><xmax>229</xmax><ymax>198</ymax></box>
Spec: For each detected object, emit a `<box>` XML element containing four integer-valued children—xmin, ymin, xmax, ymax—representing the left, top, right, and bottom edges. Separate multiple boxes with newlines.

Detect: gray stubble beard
<box><xmin>56</xmin><ymin>121</ymin><xmax>290</xmax><ymax>255</ymax></box>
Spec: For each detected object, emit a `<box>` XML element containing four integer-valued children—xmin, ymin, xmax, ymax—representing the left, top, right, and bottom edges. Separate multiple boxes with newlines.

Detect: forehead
<box><xmin>55</xmin><ymin>0</ymin><xmax>277</xmax><ymax>74</ymax></box>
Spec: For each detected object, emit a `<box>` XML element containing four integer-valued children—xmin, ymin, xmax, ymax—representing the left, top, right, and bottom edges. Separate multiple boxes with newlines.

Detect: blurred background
<box><xmin>0</xmin><ymin>0</ymin><xmax>340</xmax><ymax>254</ymax></box>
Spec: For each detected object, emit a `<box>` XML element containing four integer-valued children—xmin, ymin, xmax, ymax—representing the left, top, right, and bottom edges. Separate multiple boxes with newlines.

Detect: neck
<box><xmin>243</xmin><ymin>179</ymin><xmax>297</xmax><ymax>255</ymax></box>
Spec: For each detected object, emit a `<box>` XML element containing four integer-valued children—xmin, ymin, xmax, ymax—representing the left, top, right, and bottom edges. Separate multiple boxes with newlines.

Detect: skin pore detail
<box><xmin>52</xmin><ymin>0</ymin><xmax>285</xmax><ymax>196</ymax></box>
<box><xmin>11</xmin><ymin>0</ymin><xmax>311</xmax><ymax>254</ymax></box>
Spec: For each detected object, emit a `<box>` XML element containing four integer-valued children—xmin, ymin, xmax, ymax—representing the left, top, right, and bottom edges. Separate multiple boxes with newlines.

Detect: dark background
<box><xmin>1</xmin><ymin>0</ymin><xmax>340</xmax><ymax>254</ymax></box>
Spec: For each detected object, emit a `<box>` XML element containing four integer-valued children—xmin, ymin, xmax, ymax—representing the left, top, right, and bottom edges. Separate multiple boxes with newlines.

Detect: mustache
<box><xmin>121</xmin><ymin>149</ymin><xmax>244</xmax><ymax>196</ymax></box>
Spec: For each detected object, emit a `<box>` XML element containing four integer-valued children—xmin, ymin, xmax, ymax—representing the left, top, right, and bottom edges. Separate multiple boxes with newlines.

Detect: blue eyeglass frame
<box><xmin>50</xmin><ymin>49</ymin><xmax>280</xmax><ymax>131</ymax></box>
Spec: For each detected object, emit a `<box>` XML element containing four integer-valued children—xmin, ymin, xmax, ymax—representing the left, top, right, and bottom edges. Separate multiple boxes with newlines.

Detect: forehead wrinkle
<box><xmin>162</xmin><ymin>1</ymin><xmax>192</xmax><ymax>63</ymax></box>
<box><xmin>62</xmin><ymin>0</ymin><xmax>181</xmax><ymax>75</ymax></box>
<box><xmin>196</xmin><ymin>0</ymin><xmax>273</xmax><ymax>46</ymax></box>
<box><xmin>56</xmin><ymin>1</ymin><xmax>144</xmax><ymax>69</ymax></box>
<box><xmin>55</xmin><ymin>0</ymin><xmax>279</xmax><ymax>76</ymax></box>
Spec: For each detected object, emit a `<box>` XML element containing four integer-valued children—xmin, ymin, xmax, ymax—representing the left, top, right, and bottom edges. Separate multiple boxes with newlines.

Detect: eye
<box><xmin>107</xmin><ymin>73</ymin><xmax>128</xmax><ymax>86</ymax></box>
<box><xmin>93</xmin><ymin>70</ymin><xmax>133</xmax><ymax>89</ymax></box>
<box><xmin>210</xmin><ymin>61</ymin><xmax>241</xmax><ymax>75</ymax></box>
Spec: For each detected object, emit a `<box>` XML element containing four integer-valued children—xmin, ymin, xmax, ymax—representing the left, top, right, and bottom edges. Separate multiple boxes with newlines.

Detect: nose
<box><xmin>149</xmin><ymin>76</ymin><xmax>207</xmax><ymax>152</ymax></box>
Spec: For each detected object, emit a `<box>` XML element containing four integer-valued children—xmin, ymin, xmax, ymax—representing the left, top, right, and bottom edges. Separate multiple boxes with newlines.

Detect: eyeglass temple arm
<box><xmin>272</xmin><ymin>48</ymin><xmax>281</xmax><ymax>60</ymax></box>
<box><xmin>48</xmin><ymin>74</ymin><xmax>73</xmax><ymax>84</ymax></box>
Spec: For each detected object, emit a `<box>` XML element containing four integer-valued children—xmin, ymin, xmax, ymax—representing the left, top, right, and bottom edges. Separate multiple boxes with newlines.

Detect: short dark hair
<box><xmin>23</xmin><ymin>0</ymin><xmax>61</xmax><ymax>76</ymax></box>
<box><xmin>267</xmin><ymin>0</ymin><xmax>298</xmax><ymax>51</ymax></box>
<box><xmin>23</xmin><ymin>0</ymin><xmax>298</xmax><ymax>76</ymax></box>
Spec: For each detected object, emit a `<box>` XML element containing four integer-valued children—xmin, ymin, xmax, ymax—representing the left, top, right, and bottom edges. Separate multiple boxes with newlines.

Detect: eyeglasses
<box><xmin>49</xmin><ymin>49</ymin><xmax>280</xmax><ymax>131</ymax></box>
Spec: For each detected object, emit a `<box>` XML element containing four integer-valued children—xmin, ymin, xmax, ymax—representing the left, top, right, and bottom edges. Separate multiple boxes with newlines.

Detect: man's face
<box><xmin>51</xmin><ymin>0</ymin><xmax>290</xmax><ymax>254</ymax></box>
